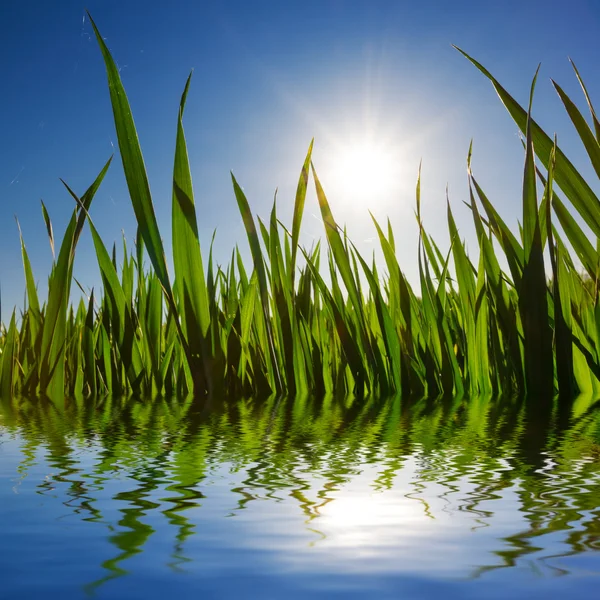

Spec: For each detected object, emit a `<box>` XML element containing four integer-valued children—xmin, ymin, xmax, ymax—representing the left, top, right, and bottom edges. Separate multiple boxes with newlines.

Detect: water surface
<box><xmin>1</xmin><ymin>395</ymin><xmax>599</xmax><ymax>598</ymax></box>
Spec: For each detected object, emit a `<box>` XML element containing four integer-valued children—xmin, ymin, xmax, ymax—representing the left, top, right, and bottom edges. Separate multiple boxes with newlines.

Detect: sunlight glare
<box><xmin>320</xmin><ymin>492</ymin><xmax>422</xmax><ymax>526</ymax></box>
<box><xmin>331</xmin><ymin>140</ymin><xmax>397</xmax><ymax>204</ymax></box>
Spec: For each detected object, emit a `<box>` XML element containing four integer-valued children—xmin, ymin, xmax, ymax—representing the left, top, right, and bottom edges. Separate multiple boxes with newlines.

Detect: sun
<box><xmin>330</xmin><ymin>139</ymin><xmax>397</xmax><ymax>205</ymax></box>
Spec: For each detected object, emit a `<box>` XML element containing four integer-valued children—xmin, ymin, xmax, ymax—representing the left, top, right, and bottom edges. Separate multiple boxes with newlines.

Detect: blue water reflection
<box><xmin>0</xmin><ymin>394</ymin><xmax>599</xmax><ymax>598</ymax></box>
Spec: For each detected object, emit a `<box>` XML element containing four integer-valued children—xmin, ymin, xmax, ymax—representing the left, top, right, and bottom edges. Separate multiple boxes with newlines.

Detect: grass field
<box><xmin>2</xmin><ymin>13</ymin><xmax>600</xmax><ymax>402</ymax></box>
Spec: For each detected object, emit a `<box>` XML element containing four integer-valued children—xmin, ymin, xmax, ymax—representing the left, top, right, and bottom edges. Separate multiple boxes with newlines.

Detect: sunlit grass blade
<box><xmin>456</xmin><ymin>46</ymin><xmax>600</xmax><ymax>240</ymax></box>
<box><xmin>474</xmin><ymin>245</ymin><xmax>492</xmax><ymax>395</ymax></box>
<box><xmin>351</xmin><ymin>241</ymin><xmax>402</xmax><ymax>393</ymax></box>
<box><xmin>172</xmin><ymin>71</ymin><xmax>212</xmax><ymax>392</ymax></box>
<box><xmin>299</xmin><ymin>245</ymin><xmax>366</xmax><ymax>394</ymax></box>
<box><xmin>85</xmin><ymin>213</ymin><xmax>146</xmax><ymax>393</ymax></box>
<box><xmin>311</xmin><ymin>164</ymin><xmax>374</xmax><ymax>373</ymax></box>
<box><xmin>39</xmin><ymin>158</ymin><xmax>111</xmax><ymax>400</ymax></box>
<box><xmin>88</xmin><ymin>13</ymin><xmax>173</xmax><ymax>300</ymax></box>
<box><xmin>553</xmin><ymin>195</ymin><xmax>598</xmax><ymax>280</ymax></box>
<box><xmin>290</xmin><ymin>140</ymin><xmax>313</xmax><ymax>284</ymax></box>
<box><xmin>469</xmin><ymin>175</ymin><xmax>524</xmax><ymax>284</ymax></box>
<box><xmin>552</xmin><ymin>80</ymin><xmax>600</xmax><ymax>180</ymax></box>
<box><xmin>0</xmin><ymin>311</ymin><xmax>17</xmax><ymax>398</ymax></box>
<box><xmin>269</xmin><ymin>199</ymin><xmax>297</xmax><ymax>392</ymax></box>
<box><xmin>569</xmin><ymin>59</ymin><xmax>600</xmax><ymax>142</ymax></box>
<box><xmin>16</xmin><ymin>219</ymin><xmax>41</xmax><ymax>346</ymax></box>
<box><xmin>231</xmin><ymin>173</ymin><xmax>281</xmax><ymax>392</ymax></box>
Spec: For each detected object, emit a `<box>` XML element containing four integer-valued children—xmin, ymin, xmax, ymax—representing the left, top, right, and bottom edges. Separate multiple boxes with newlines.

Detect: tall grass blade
<box><xmin>0</xmin><ymin>311</ymin><xmax>17</xmax><ymax>398</ymax></box>
<box><xmin>519</xmin><ymin>70</ymin><xmax>553</xmax><ymax>397</ymax></box>
<box><xmin>456</xmin><ymin>46</ymin><xmax>600</xmax><ymax>239</ymax></box>
<box><xmin>88</xmin><ymin>13</ymin><xmax>172</xmax><ymax>297</ymax></box>
<box><xmin>40</xmin><ymin>158</ymin><xmax>111</xmax><ymax>399</ymax></box>
<box><xmin>291</xmin><ymin>141</ymin><xmax>313</xmax><ymax>284</ymax></box>
<box><xmin>231</xmin><ymin>173</ymin><xmax>281</xmax><ymax>392</ymax></box>
<box><xmin>172</xmin><ymin>71</ymin><xmax>212</xmax><ymax>392</ymax></box>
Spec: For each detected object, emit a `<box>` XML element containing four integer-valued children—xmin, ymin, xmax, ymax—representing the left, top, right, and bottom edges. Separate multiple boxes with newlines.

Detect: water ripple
<box><xmin>0</xmin><ymin>394</ymin><xmax>599</xmax><ymax>598</ymax></box>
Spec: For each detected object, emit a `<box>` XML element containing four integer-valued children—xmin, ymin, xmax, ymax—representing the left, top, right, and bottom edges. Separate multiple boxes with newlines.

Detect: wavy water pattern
<box><xmin>0</xmin><ymin>395</ymin><xmax>600</xmax><ymax>598</ymax></box>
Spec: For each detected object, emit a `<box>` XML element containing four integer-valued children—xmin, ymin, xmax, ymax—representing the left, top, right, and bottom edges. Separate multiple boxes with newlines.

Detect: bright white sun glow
<box><xmin>330</xmin><ymin>140</ymin><xmax>397</xmax><ymax>204</ymax></box>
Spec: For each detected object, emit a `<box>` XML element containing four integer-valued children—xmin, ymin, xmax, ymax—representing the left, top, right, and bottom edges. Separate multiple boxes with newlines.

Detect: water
<box><xmin>0</xmin><ymin>395</ymin><xmax>599</xmax><ymax>599</ymax></box>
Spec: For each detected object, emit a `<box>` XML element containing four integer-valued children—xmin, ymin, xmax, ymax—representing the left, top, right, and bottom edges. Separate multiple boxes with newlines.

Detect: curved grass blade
<box><xmin>552</xmin><ymin>80</ymin><xmax>600</xmax><ymax>181</ymax></box>
<box><xmin>455</xmin><ymin>46</ymin><xmax>600</xmax><ymax>239</ymax></box>
<box><xmin>299</xmin><ymin>245</ymin><xmax>366</xmax><ymax>394</ymax></box>
<box><xmin>16</xmin><ymin>219</ymin><xmax>41</xmax><ymax>341</ymax></box>
<box><xmin>86</xmin><ymin>216</ymin><xmax>146</xmax><ymax>392</ymax></box>
<box><xmin>40</xmin><ymin>157</ymin><xmax>111</xmax><ymax>399</ymax></box>
<box><xmin>350</xmin><ymin>240</ymin><xmax>401</xmax><ymax>392</ymax></box>
<box><xmin>231</xmin><ymin>173</ymin><xmax>281</xmax><ymax>392</ymax></box>
<box><xmin>88</xmin><ymin>12</ymin><xmax>172</xmax><ymax>298</ymax></box>
<box><xmin>311</xmin><ymin>163</ymin><xmax>374</xmax><ymax>370</ymax></box>
<box><xmin>40</xmin><ymin>200</ymin><xmax>55</xmax><ymax>260</ymax></box>
<box><xmin>290</xmin><ymin>140</ymin><xmax>313</xmax><ymax>284</ymax></box>
<box><xmin>569</xmin><ymin>59</ymin><xmax>600</xmax><ymax>142</ymax></box>
<box><xmin>172</xmin><ymin>71</ymin><xmax>212</xmax><ymax>392</ymax></box>
<box><xmin>0</xmin><ymin>311</ymin><xmax>17</xmax><ymax>398</ymax></box>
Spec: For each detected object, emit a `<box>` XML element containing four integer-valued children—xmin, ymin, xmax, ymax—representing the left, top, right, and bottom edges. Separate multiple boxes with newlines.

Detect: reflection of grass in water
<box><xmin>3</xmin><ymin>15</ymin><xmax>600</xmax><ymax>401</ymax></box>
<box><xmin>2</xmin><ymin>394</ymin><xmax>600</xmax><ymax>586</ymax></box>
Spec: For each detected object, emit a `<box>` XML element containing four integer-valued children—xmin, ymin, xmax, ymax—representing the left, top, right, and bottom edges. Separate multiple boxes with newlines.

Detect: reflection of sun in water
<box><xmin>330</xmin><ymin>140</ymin><xmax>398</xmax><ymax>203</ymax></box>
<box><xmin>304</xmin><ymin>485</ymin><xmax>449</xmax><ymax>571</ymax></box>
<box><xmin>320</xmin><ymin>495</ymin><xmax>387</xmax><ymax>528</ymax></box>
<box><xmin>317</xmin><ymin>491</ymin><xmax>427</xmax><ymax>550</ymax></box>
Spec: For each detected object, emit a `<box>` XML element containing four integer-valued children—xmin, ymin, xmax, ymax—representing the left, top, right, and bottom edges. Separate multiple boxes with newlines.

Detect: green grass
<box><xmin>2</xmin><ymin>13</ymin><xmax>600</xmax><ymax>401</ymax></box>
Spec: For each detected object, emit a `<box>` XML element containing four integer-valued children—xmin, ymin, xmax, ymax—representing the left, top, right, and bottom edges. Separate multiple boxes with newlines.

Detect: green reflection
<box><xmin>1</xmin><ymin>394</ymin><xmax>600</xmax><ymax>588</ymax></box>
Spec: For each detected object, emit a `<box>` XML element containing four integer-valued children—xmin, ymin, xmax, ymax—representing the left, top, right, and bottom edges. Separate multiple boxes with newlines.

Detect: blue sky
<box><xmin>1</xmin><ymin>0</ymin><xmax>599</xmax><ymax>314</ymax></box>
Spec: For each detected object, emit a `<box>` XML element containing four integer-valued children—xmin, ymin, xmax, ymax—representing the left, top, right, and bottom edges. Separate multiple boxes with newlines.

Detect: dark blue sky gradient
<box><xmin>1</xmin><ymin>0</ymin><xmax>599</xmax><ymax>313</ymax></box>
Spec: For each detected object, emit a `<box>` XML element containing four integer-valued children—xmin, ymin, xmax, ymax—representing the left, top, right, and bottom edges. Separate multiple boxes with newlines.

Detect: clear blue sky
<box><xmin>1</xmin><ymin>0</ymin><xmax>599</xmax><ymax>315</ymax></box>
